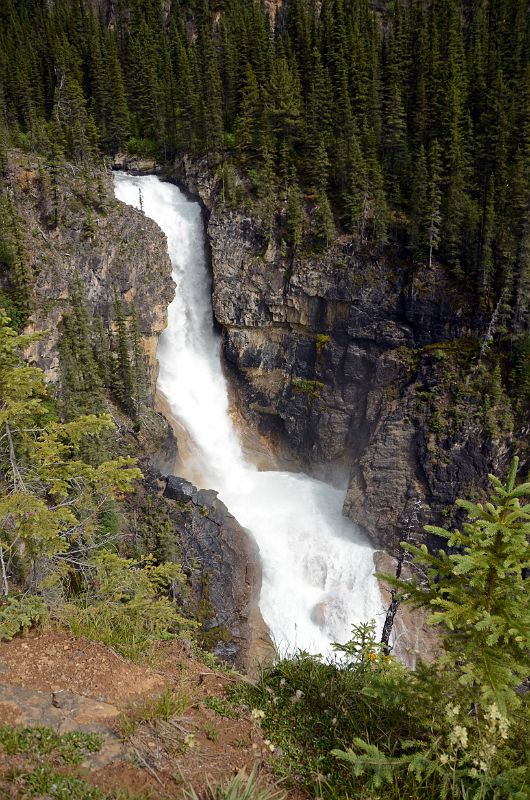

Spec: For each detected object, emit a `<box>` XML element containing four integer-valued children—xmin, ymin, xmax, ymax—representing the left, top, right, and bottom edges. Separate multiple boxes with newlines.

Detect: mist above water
<box><xmin>114</xmin><ymin>172</ymin><xmax>383</xmax><ymax>657</ymax></box>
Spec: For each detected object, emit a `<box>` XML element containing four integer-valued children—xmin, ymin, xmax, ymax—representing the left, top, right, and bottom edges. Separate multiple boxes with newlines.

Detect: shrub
<box><xmin>63</xmin><ymin>551</ymin><xmax>196</xmax><ymax>661</ymax></box>
<box><xmin>0</xmin><ymin>595</ymin><xmax>48</xmax><ymax>640</ymax></box>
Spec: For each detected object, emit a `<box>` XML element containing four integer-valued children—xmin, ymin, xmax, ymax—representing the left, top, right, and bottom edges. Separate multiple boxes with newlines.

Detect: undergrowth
<box><xmin>185</xmin><ymin>767</ymin><xmax>286</xmax><ymax>800</ymax></box>
<box><xmin>0</xmin><ymin>726</ymin><xmax>134</xmax><ymax>799</ymax></box>
<box><xmin>0</xmin><ymin>726</ymin><xmax>103</xmax><ymax>765</ymax></box>
<box><xmin>229</xmin><ymin>643</ymin><xmax>529</xmax><ymax>799</ymax></box>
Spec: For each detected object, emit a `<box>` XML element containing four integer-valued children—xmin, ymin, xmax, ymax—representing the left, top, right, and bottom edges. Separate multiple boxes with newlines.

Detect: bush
<box><xmin>63</xmin><ymin>551</ymin><xmax>196</xmax><ymax>660</ymax></box>
<box><xmin>0</xmin><ymin>595</ymin><xmax>48</xmax><ymax>640</ymax></box>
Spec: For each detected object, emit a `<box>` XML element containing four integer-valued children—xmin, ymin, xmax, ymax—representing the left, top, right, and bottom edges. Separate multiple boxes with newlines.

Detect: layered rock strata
<box><xmin>177</xmin><ymin>156</ymin><xmax>526</xmax><ymax>555</ymax></box>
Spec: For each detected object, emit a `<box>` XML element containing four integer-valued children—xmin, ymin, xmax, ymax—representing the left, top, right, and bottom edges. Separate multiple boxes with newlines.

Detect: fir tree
<box><xmin>388</xmin><ymin>457</ymin><xmax>530</xmax><ymax>707</ymax></box>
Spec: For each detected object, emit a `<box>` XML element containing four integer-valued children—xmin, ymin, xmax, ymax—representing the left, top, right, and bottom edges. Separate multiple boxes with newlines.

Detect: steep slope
<box><xmin>178</xmin><ymin>158</ymin><xmax>528</xmax><ymax>555</ymax></box>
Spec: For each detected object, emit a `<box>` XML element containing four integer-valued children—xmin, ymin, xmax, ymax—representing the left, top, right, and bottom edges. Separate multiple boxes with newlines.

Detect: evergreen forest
<box><xmin>0</xmin><ymin>2</ymin><xmax>529</xmax><ymax>798</ymax></box>
<box><xmin>0</xmin><ymin>0</ymin><xmax>528</xmax><ymax>331</ymax></box>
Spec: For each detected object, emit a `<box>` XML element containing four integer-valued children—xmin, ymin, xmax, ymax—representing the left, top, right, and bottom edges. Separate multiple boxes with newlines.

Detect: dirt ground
<box><xmin>0</xmin><ymin>631</ymin><xmax>306</xmax><ymax>798</ymax></box>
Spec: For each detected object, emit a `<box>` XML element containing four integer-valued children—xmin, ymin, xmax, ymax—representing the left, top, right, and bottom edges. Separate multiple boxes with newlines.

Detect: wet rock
<box><xmin>164</xmin><ymin>476</ymin><xmax>198</xmax><ymax>504</ymax></box>
<box><xmin>164</xmin><ymin>476</ymin><xmax>274</xmax><ymax>672</ymax></box>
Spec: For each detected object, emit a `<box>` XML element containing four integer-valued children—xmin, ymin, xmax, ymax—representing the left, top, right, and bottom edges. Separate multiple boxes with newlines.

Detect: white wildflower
<box><xmin>449</xmin><ymin>724</ymin><xmax>468</xmax><ymax>749</ymax></box>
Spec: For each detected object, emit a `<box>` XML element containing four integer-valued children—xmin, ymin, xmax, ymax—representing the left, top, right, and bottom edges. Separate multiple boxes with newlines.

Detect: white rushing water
<box><xmin>114</xmin><ymin>172</ymin><xmax>383</xmax><ymax>657</ymax></box>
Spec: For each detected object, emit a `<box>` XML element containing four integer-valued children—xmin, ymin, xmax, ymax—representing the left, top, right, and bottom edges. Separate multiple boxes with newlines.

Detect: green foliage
<box><xmin>0</xmin><ymin>193</ymin><xmax>32</xmax><ymax>329</ymax></box>
<box><xmin>291</xmin><ymin>378</ymin><xmax>324</xmax><ymax>398</ymax></box>
<box><xmin>383</xmin><ymin>457</ymin><xmax>530</xmax><ymax>707</ymax></box>
<box><xmin>18</xmin><ymin>766</ymin><xmax>107</xmax><ymax>800</ymax></box>
<box><xmin>0</xmin><ymin>311</ymin><xmax>142</xmax><ymax>594</ymax></box>
<box><xmin>63</xmin><ymin>552</ymin><xmax>195</xmax><ymax>661</ymax></box>
<box><xmin>0</xmin><ymin>726</ymin><xmax>102</xmax><ymax>764</ymax></box>
<box><xmin>332</xmin><ymin>620</ymin><xmax>387</xmax><ymax>669</ymax></box>
<box><xmin>119</xmin><ymin>685</ymin><xmax>194</xmax><ymax>739</ymax></box>
<box><xmin>0</xmin><ymin>595</ymin><xmax>48</xmax><ymax>641</ymax></box>
<box><xmin>0</xmin><ymin>725</ymin><xmax>110</xmax><ymax>800</ymax></box>
<box><xmin>315</xmin><ymin>334</ymin><xmax>331</xmax><ymax>354</ymax></box>
<box><xmin>186</xmin><ymin>768</ymin><xmax>286</xmax><ymax>800</ymax></box>
<box><xmin>0</xmin><ymin>0</ymin><xmax>526</xmax><ymax>296</ymax></box>
<box><xmin>204</xmin><ymin>695</ymin><xmax>240</xmax><ymax>719</ymax></box>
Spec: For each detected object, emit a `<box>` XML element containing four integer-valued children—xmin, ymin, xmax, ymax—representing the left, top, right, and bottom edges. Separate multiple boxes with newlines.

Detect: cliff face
<box><xmin>164</xmin><ymin>476</ymin><xmax>274</xmax><ymax>671</ymax></box>
<box><xmin>5</xmin><ymin>153</ymin><xmax>173</xmax><ymax>401</ymax></box>
<box><xmin>178</xmin><ymin>157</ymin><xmax>525</xmax><ymax>555</ymax></box>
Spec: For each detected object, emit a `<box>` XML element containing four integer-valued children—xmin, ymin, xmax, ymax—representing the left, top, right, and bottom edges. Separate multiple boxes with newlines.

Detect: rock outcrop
<box><xmin>177</xmin><ymin>157</ymin><xmax>527</xmax><ymax>555</ymax></box>
<box><xmin>164</xmin><ymin>476</ymin><xmax>274</xmax><ymax>672</ymax></box>
<box><xmin>6</xmin><ymin>152</ymin><xmax>173</xmax><ymax>401</ymax></box>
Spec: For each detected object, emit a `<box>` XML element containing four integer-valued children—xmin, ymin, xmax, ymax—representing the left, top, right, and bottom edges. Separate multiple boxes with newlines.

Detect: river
<box><xmin>114</xmin><ymin>172</ymin><xmax>383</xmax><ymax>657</ymax></box>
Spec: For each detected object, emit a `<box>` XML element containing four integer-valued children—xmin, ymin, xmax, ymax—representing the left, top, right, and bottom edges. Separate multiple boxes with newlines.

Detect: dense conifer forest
<box><xmin>0</xmin><ymin>0</ymin><xmax>528</xmax><ymax>351</ymax></box>
<box><xmin>0</xmin><ymin>3</ymin><xmax>529</xmax><ymax>798</ymax></box>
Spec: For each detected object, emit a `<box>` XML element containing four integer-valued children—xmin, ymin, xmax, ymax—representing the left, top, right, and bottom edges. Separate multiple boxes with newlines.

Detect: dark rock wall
<box><xmin>164</xmin><ymin>477</ymin><xmax>274</xmax><ymax>671</ymax></box>
<box><xmin>178</xmin><ymin>157</ymin><xmax>527</xmax><ymax>555</ymax></box>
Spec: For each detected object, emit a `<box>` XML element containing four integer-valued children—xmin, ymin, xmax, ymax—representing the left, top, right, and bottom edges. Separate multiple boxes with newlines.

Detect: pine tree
<box><xmin>409</xmin><ymin>144</ymin><xmax>429</xmax><ymax>260</ymax></box>
<box><xmin>314</xmin><ymin>191</ymin><xmax>335</xmax><ymax>249</ymax></box>
<box><xmin>0</xmin><ymin>311</ymin><xmax>141</xmax><ymax>594</ymax></box>
<box><xmin>130</xmin><ymin>306</ymin><xmax>147</xmax><ymax>418</ymax></box>
<box><xmin>285</xmin><ymin>173</ymin><xmax>303</xmax><ymax>252</ymax></box>
<box><xmin>113</xmin><ymin>296</ymin><xmax>135</xmax><ymax>419</ymax></box>
<box><xmin>388</xmin><ymin>457</ymin><xmax>530</xmax><ymax>707</ymax></box>
<box><xmin>427</xmin><ymin>140</ymin><xmax>442</xmax><ymax>268</ymax></box>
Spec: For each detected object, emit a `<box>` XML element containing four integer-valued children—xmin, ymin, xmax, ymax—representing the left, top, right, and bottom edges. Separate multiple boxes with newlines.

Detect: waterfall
<box><xmin>114</xmin><ymin>172</ymin><xmax>383</xmax><ymax>657</ymax></box>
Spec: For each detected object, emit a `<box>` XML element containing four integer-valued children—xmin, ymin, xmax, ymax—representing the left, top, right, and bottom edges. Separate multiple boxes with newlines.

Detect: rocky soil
<box><xmin>0</xmin><ymin>631</ymin><xmax>299</xmax><ymax>798</ymax></box>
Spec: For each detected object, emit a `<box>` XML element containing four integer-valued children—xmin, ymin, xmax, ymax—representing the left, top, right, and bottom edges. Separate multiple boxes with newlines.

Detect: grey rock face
<box><xmin>164</xmin><ymin>476</ymin><xmax>198</xmax><ymax>504</ymax></box>
<box><xmin>164</xmin><ymin>476</ymin><xmax>274</xmax><ymax>671</ymax></box>
<box><xmin>10</xmin><ymin>154</ymin><xmax>173</xmax><ymax>402</ymax></box>
<box><xmin>177</xmin><ymin>156</ymin><xmax>525</xmax><ymax>555</ymax></box>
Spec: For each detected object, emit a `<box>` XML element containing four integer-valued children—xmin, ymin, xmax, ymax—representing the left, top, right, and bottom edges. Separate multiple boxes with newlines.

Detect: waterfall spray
<box><xmin>114</xmin><ymin>172</ymin><xmax>383</xmax><ymax>657</ymax></box>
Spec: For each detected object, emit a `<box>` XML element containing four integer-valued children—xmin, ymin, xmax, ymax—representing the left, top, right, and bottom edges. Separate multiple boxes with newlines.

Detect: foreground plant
<box><xmin>0</xmin><ymin>311</ymin><xmax>141</xmax><ymax>603</ymax></box>
<box><xmin>383</xmin><ymin>456</ymin><xmax>530</xmax><ymax>707</ymax></box>
<box><xmin>231</xmin><ymin>459</ymin><xmax>530</xmax><ymax>799</ymax></box>
<box><xmin>186</xmin><ymin>768</ymin><xmax>286</xmax><ymax>800</ymax></box>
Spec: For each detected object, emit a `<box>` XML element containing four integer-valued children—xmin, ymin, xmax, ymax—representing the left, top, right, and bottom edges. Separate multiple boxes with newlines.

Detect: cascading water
<box><xmin>114</xmin><ymin>173</ymin><xmax>383</xmax><ymax>657</ymax></box>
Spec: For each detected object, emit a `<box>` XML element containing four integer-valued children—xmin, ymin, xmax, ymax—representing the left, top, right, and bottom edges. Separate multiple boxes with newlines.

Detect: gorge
<box><xmin>114</xmin><ymin>171</ymin><xmax>384</xmax><ymax>657</ymax></box>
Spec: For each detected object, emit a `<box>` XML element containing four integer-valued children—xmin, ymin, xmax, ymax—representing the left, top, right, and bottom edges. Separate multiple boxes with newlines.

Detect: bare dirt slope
<box><xmin>0</xmin><ymin>630</ymin><xmax>303</xmax><ymax>798</ymax></box>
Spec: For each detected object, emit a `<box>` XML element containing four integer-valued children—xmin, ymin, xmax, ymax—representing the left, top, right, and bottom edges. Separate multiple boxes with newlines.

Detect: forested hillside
<box><xmin>0</xmin><ymin>0</ymin><xmax>528</xmax><ymax>386</ymax></box>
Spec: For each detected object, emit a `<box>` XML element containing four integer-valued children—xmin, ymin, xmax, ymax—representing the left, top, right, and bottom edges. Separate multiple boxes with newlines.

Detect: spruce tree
<box><xmin>388</xmin><ymin>457</ymin><xmax>530</xmax><ymax>707</ymax></box>
<box><xmin>112</xmin><ymin>296</ymin><xmax>135</xmax><ymax>419</ymax></box>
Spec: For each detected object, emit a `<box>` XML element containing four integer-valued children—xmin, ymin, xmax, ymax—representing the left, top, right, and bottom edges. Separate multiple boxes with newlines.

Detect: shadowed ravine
<box><xmin>114</xmin><ymin>172</ymin><xmax>384</xmax><ymax>657</ymax></box>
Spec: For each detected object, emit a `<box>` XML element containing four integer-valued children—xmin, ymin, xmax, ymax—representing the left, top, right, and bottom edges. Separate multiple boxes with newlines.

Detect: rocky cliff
<box><xmin>177</xmin><ymin>156</ymin><xmax>527</xmax><ymax>555</ymax></box>
<box><xmin>2</xmin><ymin>150</ymin><xmax>270</xmax><ymax>669</ymax></box>
<box><xmin>3</xmin><ymin>152</ymin><xmax>173</xmax><ymax>401</ymax></box>
<box><xmin>164</xmin><ymin>476</ymin><xmax>274</xmax><ymax>671</ymax></box>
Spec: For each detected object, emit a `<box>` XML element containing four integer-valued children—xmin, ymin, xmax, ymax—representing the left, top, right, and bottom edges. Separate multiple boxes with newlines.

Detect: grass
<box><xmin>204</xmin><ymin>695</ymin><xmax>240</xmax><ymax>719</ymax></box>
<box><xmin>119</xmin><ymin>686</ymin><xmax>194</xmax><ymax>739</ymax></box>
<box><xmin>0</xmin><ymin>725</ymin><xmax>139</xmax><ymax>799</ymax></box>
<box><xmin>185</xmin><ymin>768</ymin><xmax>286</xmax><ymax>800</ymax></box>
<box><xmin>0</xmin><ymin>726</ymin><xmax>103</xmax><ymax>765</ymax></box>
